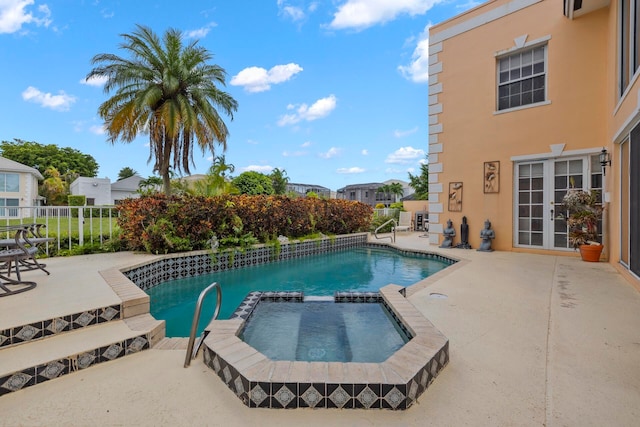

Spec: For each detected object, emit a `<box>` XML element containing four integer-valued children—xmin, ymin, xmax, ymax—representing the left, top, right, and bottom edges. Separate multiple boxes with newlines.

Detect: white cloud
<box><xmin>337</xmin><ymin>167</ymin><xmax>365</xmax><ymax>174</ymax></box>
<box><xmin>385</xmin><ymin>146</ymin><xmax>426</xmax><ymax>164</ymax></box>
<box><xmin>240</xmin><ymin>165</ymin><xmax>274</xmax><ymax>173</ymax></box>
<box><xmin>361</xmin><ymin>149</ymin><xmax>368</xmax><ymax>155</ymax></box>
<box><xmin>185</xmin><ymin>22</ymin><xmax>217</xmax><ymax>39</ymax></box>
<box><xmin>247</xmin><ymin>139</ymin><xmax>259</xmax><ymax>145</ymax></box>
<box><xmin>80</xmin><ymin>75</ymin><xmax>108</xmax><ymax>87</ymax></box>
<box><xmin>283</xmin><ymin>6</ymin><xmax>304</xmax><ymax>21</ymax></box>
<box><xmin>0</xmin><ymin>1</ymin><xmax>52</xmax><ymax>34</ymax></box>
<box><xmin>89</xmin><ymin>125</ymin><xmax>106</xmax><ymax>135</ymax></box>
<box><xmin>21</xmin><ymin>86</ymin><xmax>76</xmax><ymax>111</ymax></box>
<box><xmin>319</xmin><ymin>147</ymin><xmax>341</xmax><ymax>159</ymax></box>
<box><xmin>398</xmin><ymin>24</ymin><xmax>430</xmax><ymax>83</ymax></box>
<box><xmin>282</xmin><ymin>150</ymin><xmax>307</xmax><ymax>157</ymax></box>
<box><xmin>301</xmin><ymin>141</ymin><xmax>312</xmax><ymax>147</ymax></box>
<box><xmin>278</xmin><ymin>94</ymin><xmax>337</xmax><ymax>126</ymax></box>
<box><xmin>231</xmin><ymin>63</ymin><xmax>303</xmax><ymax>93</ymax></box>
<box><xmin>328</xmin><ymin>0</ymin><xmax>439</xmax><ymax>31</ymax></box>
<box><xmin>394</xmin><ymin>126</ymin><xmax>419</xmax><ymax>138</ymax></box>
<box><xmin>278</xmin><ymin>1</ymin><xmax>318</xmax><ymax>22</ymax></box>
<box><xmin>385</xmin><ymin>167</ymin><xmax>403</xmax><ymax>174</ymax></box>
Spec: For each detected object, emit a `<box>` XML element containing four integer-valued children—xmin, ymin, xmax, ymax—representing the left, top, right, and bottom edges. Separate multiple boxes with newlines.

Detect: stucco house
<box><xmin>70</xmin><ymin>175</ymin><xmax>145</xmax><ymax>205</ymax></box>
<box><xmin>0</xmin><ymin>156</ymin><xmax>43</xmax><ymax>216</ymax></box>
<box><xmin>336</xmin><ymin>179</ymin><xmax>414</xmax><ymax>207</ymax></box>
<box><xmin>428</xmin><ymin>0</ymin><xmax>638</xmax><ymax>285</ymax></box>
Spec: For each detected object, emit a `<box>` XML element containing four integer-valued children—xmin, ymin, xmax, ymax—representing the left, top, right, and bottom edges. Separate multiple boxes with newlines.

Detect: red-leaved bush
<box><xmin>116</xmin><ymin>194</ymin><xmax>373</xmax><ymax>253</ymax></box>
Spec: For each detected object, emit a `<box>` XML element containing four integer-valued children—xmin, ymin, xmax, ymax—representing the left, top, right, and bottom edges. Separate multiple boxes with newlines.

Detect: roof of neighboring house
<box><xmin>0</xmin><ymin>156</ymin><xmax>44</xmax><ymax>180</ymax></box>
<box><xmin>111</xmin><ymin>175</ymin><xmax>144</xmax><ymax>191</ymax></box>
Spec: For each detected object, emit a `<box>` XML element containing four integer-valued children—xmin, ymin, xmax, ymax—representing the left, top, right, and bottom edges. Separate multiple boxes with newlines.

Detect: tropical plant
<box><xmin>270</xmin><ymin>168</ymin><xmax>289</xmax><ymax>195</ymax></box>
<box><xmin>117</xmin><ymin>167</ymin><xmax>138</xmax><ymax>180</ymax></box>
<box><xmin>232</xmin><ymin>171</ymin><xmax>274</xmax><ymax>195</ymax></box>
<box><xmin>408</xmin><ymin>159</ymin><xmax>429</xmax><ymax>200</ymax></box>
<box><xmin>562</xmin><ymin>189</ymin><xmax>604</xmax><ymax>248</ymax></box>
<box><xmin>190</xmin><ymin>155</ymin><xmax>238</xmax><ymax>196</ymax></box>
<box><xmin>137</xmin><ymin>175</ymin><xmax>163</xmax><ymax>195</ymax></box>
<box><xmin>87</xmin><ymin>25</ymin><xmax>238</xmax><ymax>195</ymax></box>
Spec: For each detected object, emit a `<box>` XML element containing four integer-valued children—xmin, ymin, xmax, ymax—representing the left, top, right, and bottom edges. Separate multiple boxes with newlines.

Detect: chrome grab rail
<box><xmin>374</xmin><ymin>218</ymin><xmax>396</xmax><ymax>243</ymax></box>
<box><xmin>184</xmin><ymin>282</ymin><xmax>222</xmax><ymax>368</ymax></box>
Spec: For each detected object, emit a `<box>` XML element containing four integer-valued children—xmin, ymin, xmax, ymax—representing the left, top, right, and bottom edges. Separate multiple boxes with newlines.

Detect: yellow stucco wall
<box><xmin>429</xmin><ymin>0</ymin><xmax>609</xmax><ymax>251</ymax></box>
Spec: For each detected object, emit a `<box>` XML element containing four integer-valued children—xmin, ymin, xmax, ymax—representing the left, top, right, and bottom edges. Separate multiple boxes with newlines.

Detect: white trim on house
<box><xmin>429</xmin><ymin>0</ymin><xmax>543</xmax><ymax>45</ymax></box>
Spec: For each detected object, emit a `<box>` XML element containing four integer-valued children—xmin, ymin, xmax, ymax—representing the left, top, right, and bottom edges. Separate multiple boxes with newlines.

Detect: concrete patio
<box><xmin>0</xmin><ymin>233</ymin><xmax>639</xmax><ymax>426</ymax></box>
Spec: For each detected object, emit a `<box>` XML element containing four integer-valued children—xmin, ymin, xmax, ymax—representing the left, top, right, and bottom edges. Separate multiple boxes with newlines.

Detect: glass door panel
<box><xmin>516</xmin><ymin>162</ymin><xmax>545</xmax><ymax>247</ymax></box>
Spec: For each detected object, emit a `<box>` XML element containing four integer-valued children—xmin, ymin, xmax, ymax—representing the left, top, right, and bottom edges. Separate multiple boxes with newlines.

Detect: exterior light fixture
<box><xmin>599</xmin><ymin>147</ymin><xmax>611</xmax><ymax>176</ymax></box>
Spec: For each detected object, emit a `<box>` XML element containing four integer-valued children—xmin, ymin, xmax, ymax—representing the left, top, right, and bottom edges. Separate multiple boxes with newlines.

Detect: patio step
<box><xmin>0</xmin><ymin>313</ymin><xmax>164</xmax><ymax>397</ymax></box>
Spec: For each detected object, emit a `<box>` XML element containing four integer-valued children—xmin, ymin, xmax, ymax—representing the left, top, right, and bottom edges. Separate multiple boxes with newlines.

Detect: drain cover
<box><xmin>429</xmin><ymin>292</ymin><xmax>448</xmax><ymax>299</ymax></box>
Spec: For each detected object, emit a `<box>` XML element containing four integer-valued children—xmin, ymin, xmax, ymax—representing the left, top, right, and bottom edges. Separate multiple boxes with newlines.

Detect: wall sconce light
<box><xmin>599</xmin><ymin>147</ymin><xmax>611</xmax><ymax>176</ymax></box>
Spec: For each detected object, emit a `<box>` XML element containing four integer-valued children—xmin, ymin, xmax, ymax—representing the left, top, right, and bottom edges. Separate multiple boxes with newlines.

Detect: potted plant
<box><xmin>561</xmin><ymin>189</ymin><xmax>604</xmax><ymax>262</ymax></box>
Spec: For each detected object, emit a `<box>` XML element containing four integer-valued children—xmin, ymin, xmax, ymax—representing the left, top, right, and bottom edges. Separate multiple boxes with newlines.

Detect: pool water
<box><xmin>239</xmin><ymin>301</ymin><xmax>410</xmax><ymax>363</ymax></box>
<box><xmin>148</xmin><ymin>246</ymin><xmax>449</xmax><ymax>337</ymax></box>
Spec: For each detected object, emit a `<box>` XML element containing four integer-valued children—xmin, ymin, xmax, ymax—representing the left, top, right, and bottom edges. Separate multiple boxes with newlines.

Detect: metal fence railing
<box><xmin>0</xmin><ymin>206</ymin><xmax>118</xmax><ymax>255</ymax></box>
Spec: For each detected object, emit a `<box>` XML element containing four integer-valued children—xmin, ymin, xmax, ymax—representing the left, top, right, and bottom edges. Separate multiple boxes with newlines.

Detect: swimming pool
<box><xmin>147</xmin><ymin>246</ymin><xmax>451</xmax><ymax>337</ymax></box>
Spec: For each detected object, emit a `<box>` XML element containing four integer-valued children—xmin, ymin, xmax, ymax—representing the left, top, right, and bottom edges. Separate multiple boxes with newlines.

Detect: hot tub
<box><xmin>202</xmin><ymin>285</ymin><xmax>449</xmax><ymax>410</ymax></box>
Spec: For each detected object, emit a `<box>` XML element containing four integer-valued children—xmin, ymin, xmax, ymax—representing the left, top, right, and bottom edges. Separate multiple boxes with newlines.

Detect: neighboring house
<box><xmin>111</xmin><ymin>175</ymin><xmax>145</xmax><ymax>204</ymax></box>
<box><xmin>428</xmin><ymin>1</ymin><xmax>638</xmax><ymax>282</ymax></box>
<box><xmin>336</xmin><ymin>179</ymin><xmax>413</xmax><ymax>207</ymax></box>
<box><xmin>286</xmin><ymin>183</ymin><xmax>332</xmax><ymax>198</ymax></box>
<box><xmin>0</xmin><ymin>156</ymin><xmax>44</xmax><ymax>217</ymax></box>
<box><xmin>70</xmin><ymin>175</ymin><xmax>145</xmax><ymax>205</ymax></box>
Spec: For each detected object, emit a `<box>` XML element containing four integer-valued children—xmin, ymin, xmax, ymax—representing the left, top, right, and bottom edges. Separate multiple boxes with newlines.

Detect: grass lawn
<box><xmin>0</xmin><ymin>217</ymin><xmax>118</xmax><ymax>241</ymax></box>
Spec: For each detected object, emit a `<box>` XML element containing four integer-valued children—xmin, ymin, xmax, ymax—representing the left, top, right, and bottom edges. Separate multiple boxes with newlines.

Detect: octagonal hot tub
<box><xmin>202</xmin><ymin>285</ymin><xmax>449</xmax><ymax>410</ymax></box>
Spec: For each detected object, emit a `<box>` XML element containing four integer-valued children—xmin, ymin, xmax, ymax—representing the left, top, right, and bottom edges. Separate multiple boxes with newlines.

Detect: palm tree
<box><xmin>190</xmin><ymin>155</ymin><xmax>237</xmax><ymax>196</ymax></box>
<box><xmin>87</xmin><ymin>25</ymin><xmax>238</xmax><ymax>195</ymax></box>
<box><xmin>388</xmin><ymin>182</ymin><xmax>405</xmax><ymax>202</ymax></box>
<box><xmin>117</xmin><ymin>167</ymin><xmax>138</xmax><ymax>181</ymax></box>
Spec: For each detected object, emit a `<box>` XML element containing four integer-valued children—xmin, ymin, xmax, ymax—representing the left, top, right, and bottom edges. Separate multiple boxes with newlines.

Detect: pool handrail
<box><xmin>374</xmin><ymin>218</ymin><xmax>396</xmax><ymax>243</ymax></box>
<box><xmin>184</xmin><ymin>281</ymin><xmax>222</xmax><ymax>368</ymax></box>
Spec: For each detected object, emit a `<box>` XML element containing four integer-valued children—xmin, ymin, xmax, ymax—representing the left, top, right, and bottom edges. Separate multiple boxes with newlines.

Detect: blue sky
<box><xmin>0</xmin><ymin>0</ymin><xmax>477</xmax><ymax>191</ymax></box>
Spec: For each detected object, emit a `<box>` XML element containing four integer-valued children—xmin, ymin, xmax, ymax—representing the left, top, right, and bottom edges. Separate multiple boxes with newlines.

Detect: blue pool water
<box><xmin>148</xmin><ymin>246</ymin><xmax>449</xmax><ymax>337</ymax></box>
<box><xmin>240</xmin><ymin>301</ymin><xmax>410</xmax><ymax>363</ymax></box>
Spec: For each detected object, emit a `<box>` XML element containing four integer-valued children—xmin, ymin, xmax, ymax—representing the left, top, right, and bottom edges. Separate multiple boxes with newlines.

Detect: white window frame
<box><xmin>496</xmin><ymin>43</ymin><xmax>548</xmax><ymax>112</ymax></box>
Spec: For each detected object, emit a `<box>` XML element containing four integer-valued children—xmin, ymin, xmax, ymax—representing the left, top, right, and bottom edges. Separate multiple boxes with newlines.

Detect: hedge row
<box><xmin>116</xmin><ymin>194</ymin><xmax>373</xmax><ymax>253</ymax></box>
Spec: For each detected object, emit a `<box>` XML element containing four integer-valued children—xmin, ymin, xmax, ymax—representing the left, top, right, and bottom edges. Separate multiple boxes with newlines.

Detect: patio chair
<box><xmin>0</xmin><ymin>245</ymin><xmax>37</xmax><ymax>297</ymax></box>
<box><xmin>0</xmin><ymin>226</ymin><xmax>49</xmax><ymax>279</ymax></box>
<box><xmin>393</xmin><ymin>211</ymin><xmax>412</xmax><ymax>232</ymax></box>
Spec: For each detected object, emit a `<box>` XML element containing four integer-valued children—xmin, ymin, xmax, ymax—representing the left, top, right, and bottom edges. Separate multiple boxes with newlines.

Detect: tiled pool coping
<box><xmin>202</xmin><ymin>285</ymin><xmax>449</xmax><ymax>410</ymax></box>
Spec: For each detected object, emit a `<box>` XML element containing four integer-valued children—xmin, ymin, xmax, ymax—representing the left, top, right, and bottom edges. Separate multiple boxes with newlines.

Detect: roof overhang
<box><xmin>564</xmin><ymin>0</ymin><xmax>610</xmax><ymax>19</ymax></box>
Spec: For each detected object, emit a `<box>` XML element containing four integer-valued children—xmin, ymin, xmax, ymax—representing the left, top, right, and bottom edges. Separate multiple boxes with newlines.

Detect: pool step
<box><xmin>0</xmin><ymin>313</ymin><xmax>164</xmax><ymax>397</ymax></box>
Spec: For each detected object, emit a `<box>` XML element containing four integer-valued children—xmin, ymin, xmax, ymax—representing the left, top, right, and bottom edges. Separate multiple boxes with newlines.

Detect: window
<box><xmin>619</xmin><ymin>0</ymin><xmax>640</xmax><ymax>96</ymax></box>
<box><xmin>497</xmin><ymin>45</ymin><xmax>546</xmax><ymax>110</ymax></box>
<box><xmin>0</xmin><ymin>198</ymin><xmax>19</xmax><ymax>217</ymax></box>
<box><xmin>0</xmin><ymin>173</ymin><xmax>20</xmax><ymax>192</ymax></box>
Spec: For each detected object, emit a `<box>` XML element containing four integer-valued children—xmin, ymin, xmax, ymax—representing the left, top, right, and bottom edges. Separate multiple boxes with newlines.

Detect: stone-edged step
<box><xmin>154</xmin><ymin>337</ymin><xmax>189</xmax><ymax>350</ymax></box>
<box><xmin>0</xmin><ymin>314</ymin><xmax>164</xmax><ymax>396</ymax></box>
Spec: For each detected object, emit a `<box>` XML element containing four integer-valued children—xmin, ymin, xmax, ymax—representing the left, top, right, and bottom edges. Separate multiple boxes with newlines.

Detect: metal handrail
<box><xmin>184</xmin><ymin>282</ymin><xmax>222</xmax><ymax>368</ymax></box>
<box><xmin>374</xmin><ymin>218</ymin><xmax>396</xmax><ymax>243</ymax></box>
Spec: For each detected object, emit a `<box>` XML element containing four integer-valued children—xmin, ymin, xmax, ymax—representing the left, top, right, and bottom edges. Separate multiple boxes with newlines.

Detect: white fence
<box><xmin>0</xmin><ymin>206</ymin><xmax>119</xmax><ymax>254</ymax></box>
<box><xmin>373</xmin><ymin>208</ymin><xmax>399</xmax><ymax>218</ymax></box>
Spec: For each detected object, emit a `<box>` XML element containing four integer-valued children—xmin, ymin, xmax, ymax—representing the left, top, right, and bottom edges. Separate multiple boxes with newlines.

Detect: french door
<box><xmin>515</xmin><ymin>156</ymin><xmax>602</xmax><ymax>250</ymax></box>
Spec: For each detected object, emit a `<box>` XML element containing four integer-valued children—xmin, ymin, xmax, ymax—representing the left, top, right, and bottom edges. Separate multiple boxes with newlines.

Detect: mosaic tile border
<box><xmin>0</xmin><ymin>305</ymin><xmax>122</xmax><ymax>350</ymax></box>
<box><xmin>202</xmin><ymin>285</ymin><xmax>449</xmax><ymax>410</ymax></box>
<box><xmin>121</xmin><ymin>233</ymin><xmax>369</xmax><ymax>291</ymax></box>
<box><xmin>0</xmin><ymin>333</ymin><xmax>150</xmax><ymax>397</ymax></box>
